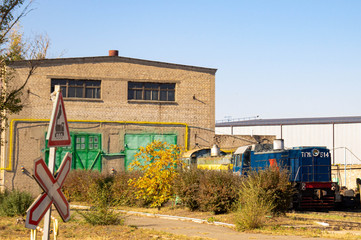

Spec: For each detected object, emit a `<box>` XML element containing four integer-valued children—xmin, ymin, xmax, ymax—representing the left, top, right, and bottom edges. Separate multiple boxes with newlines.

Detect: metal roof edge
<box><xmin>215</xmin><ymin>116</ymin><xmax>361</xmax><ymax>127</ymax></box>
<box><xmin>8</xmin><ymin>56</ymin><xmax>217</xmax><ymax>74</ymax></box>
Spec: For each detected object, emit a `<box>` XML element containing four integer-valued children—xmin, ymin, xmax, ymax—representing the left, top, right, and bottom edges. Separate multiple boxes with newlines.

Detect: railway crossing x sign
<box><xmin>25</xmin><ymin>153</ymin><xmax>72</xmax><ymax>230</ymax></box>
<box><xmin>46</xmin><ymin>91</ymin><xmax>71</xmax><ymax>147</ymax></box>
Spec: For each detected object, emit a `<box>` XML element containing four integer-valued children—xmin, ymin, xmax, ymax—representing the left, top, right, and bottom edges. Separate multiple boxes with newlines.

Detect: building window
<box><xmin>128</xmin><ymin>82</ymin><xmax>175</xmax><ymax>102</ymax></box>
<box><xmin>51</xmin><ymin>79</ymin><xmax>101</xmax><ymax>99</ymax></box>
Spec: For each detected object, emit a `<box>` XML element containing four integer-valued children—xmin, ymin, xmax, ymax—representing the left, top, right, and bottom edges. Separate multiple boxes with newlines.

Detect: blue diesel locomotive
<box><xmin>232</xmin><ymin>141</ymin><xmax>337</xmax><ymax>209</ymax></box>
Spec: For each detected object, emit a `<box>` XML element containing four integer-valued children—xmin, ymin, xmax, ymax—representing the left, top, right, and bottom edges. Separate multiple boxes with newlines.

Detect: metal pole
<box><xmin>42</xmin><ymin>147</ymin><xmax>56</xmax><ymax>240</ymax></box>
<box><xmin>344</xmin><ymin>147</ymin><xmax>347</xmax><ymax>188</ymax></box>
<box><xmin>332</xmin><ymin>123</ymin><xmax>335</xmax><ymax>165</ymax></box>
<box><xmin>30</xmin><ymin>229</ymin><xmax>36</xmax><ymax>240</ymax></box>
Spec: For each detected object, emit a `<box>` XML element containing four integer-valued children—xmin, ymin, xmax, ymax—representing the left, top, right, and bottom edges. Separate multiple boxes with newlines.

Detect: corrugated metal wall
<box><xmin>282</xmin><ymin>124</ymin><xmax>333</xmax><ymax>149</ymax></box>
<box><xmin>216</xmin><ymin>125</ymin><xmax>281</xmax><ymax>136</ymax></box>
<box><xmin>334</xmin><ymin>123</ymin><xmax>361</xmax><ymax>165</ymax></box>
<box><xmin>216</xmin><ymin>123</ymin><xmax>361</xmax><ymax>165</ymax></box>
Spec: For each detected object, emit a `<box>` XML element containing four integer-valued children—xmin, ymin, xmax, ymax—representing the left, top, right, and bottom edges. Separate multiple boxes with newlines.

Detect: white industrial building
<box><xmin>216</xmin><ymin>116</ymin><xmax>361</xmax><ymax>166</ymax></box>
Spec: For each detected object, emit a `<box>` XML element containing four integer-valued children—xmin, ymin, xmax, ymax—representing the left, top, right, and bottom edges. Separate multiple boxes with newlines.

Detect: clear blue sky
<box><xmin>20</xmin><ymin>0</ymin><xmax>361</xmax><ymax>121</ymax></box>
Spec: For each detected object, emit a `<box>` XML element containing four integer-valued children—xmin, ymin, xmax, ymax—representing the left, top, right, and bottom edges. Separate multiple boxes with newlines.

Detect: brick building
<box><xmin>0</xmin><ymin>51</ymin><xmax>217</xmax><ymax>194</ymax></box>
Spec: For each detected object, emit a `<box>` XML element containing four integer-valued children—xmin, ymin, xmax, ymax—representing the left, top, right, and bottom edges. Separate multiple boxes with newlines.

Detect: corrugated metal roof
<box><xmin>181</xmin><ymin>148</ymin><xmax>210</xmax><ymax>158</ymax></box>
<box><xmin>234</xmin><ymin>145</ymin><xmax>251</xmax><ymax>154</ymax></box>
<box><xmin>216</xmin><ymin>116</ymin><xmax>361</xmax><ymax>127</ymax></box>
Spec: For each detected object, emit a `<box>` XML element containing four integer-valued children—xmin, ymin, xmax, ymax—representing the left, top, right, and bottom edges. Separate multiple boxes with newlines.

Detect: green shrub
<box><xmin>198</xmin><ymin>170</ymin><xmax>242</xmax><ymax>214</ymax></box>
<box><xmin>79</xmin><ymin>207</ymin><xmax>123</xmax><ymax>226</ymax></box>
<box><xmin>62</xmin><ymin>169</ymin><xmax>102</xmax><ymax>203</ymax></box>
<box><xmin>236</xmin><ymin>168</ymin><xmax>294</xmax><ymax>230</ymax></box>
<box><xmin>174</xmin><ymin>169</ymin><xmax>242</xmax><ymax>214</ymax></box>
<box><xmin>111</xmin><ymin>171</ymin><xmax>149</xmax><ymax>207</ymax></box>
<box><xmin>173</xmin><ymin>168</ymin><xmax>203</xmax><ymax>211</ymax></box>
<box><xmin>0</xmin><ymin>190</ymin><xmax>5</xmax><ymax>204</ymax></box>
<box><xmin>0</xmin><ymin>190</ymin><xmax>34</xmax><ymax>217</ymax></box>
<box><xmin>78</xmin><ymin>175</ymin><xmax>123</xmax><ymax>225</ymax></box>
<box><xmin>258</xmin><ymin>167</ymin><xmax>294</xmax><ymax>215</ymax></box>
<box><xmin>88</xmin><ymin>175</ymin><xmax>115</xmax><ymax>206</ymax></box>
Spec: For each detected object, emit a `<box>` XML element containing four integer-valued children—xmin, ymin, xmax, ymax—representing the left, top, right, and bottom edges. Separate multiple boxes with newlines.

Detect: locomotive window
<box><xmin>233</xmin><ymin>155</ymin><xmax>241</xmax><ymax>167</ymax></box>
<box><xmin>243</xmin><ymin>151</ymin><xmax>251</xmax><ymax>167</ymax></box>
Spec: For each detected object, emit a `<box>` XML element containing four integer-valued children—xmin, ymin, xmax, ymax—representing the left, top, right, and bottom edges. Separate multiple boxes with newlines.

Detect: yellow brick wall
<box><xmin>9</xmin><ymin>57</ymin><xmax>216</xmax><ymax>129</ymax></box>
<box><xmin>332</xmin><ymin>164</ymin><xmax>361</xmax><ymax>190</ymax></box>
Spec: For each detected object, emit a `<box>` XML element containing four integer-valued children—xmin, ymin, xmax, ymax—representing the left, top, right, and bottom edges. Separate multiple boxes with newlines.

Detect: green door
<box><xmin>45</xmin><ymin>133</ymin><xmax>102</xmax><ymax>171</ymax></box>
<box><xmin>45</xmin><ymin>141</ymin><xmax>73</xmax><ymax>171</ymax></box>
<box><xmin>124</xmin><ymin>134</ymin><xmax>177</xmax><ymax>170</ymax></box>
<box><xmin>74</xmin><ymin>134</ymin><xmax>102</xmax><ymax>171</ymax></box>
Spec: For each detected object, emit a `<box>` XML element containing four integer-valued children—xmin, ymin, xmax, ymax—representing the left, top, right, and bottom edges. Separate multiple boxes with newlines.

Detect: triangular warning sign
<box><xmin>46</xmin><ymin>91</ymin><xmax>71</xmax><ymax>147</ymax></box>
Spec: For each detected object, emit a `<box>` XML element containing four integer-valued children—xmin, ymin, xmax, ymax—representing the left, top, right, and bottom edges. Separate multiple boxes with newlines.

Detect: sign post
<box><xmin>42</xmin><ymin>148</ymin><xmax>55</xmax><ymax>240</ymax></box>
<box><xmin>45</xmin><ymin>89</ymin><xmax>71</xmax><ymax>239</ymax></box>
<box><xmin>26</xmin><ymin>89</ymin><xmax>72</xmax><ymax>240</ymax></box>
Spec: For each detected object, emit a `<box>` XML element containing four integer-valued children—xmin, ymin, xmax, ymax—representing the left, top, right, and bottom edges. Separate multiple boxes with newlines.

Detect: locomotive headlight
<box><xmin>301</xmin><ymin>182</ymin><xmax>306</xmax><ymax>191</ymax></box>
<box><xmin>331</xmin><ymin>183</ymin><xmax>337</xmax><ymax>191</ymax></box>
<box><xmin>312</xmin><ymin>149</ymin><xmax>320</xmax><ymax>157</ymax></box>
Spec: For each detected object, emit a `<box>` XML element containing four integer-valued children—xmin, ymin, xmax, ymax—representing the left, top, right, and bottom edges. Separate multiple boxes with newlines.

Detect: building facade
<box><xmin>0</xmin><ymin>52</ymin><xmax>217</xmax><ymax>194</ymax></box>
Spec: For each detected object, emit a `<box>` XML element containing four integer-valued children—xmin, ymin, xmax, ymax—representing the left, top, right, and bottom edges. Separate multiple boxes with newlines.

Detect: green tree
<box><xmin>0</xmin><ymin>0</ymin><xmax>49</xmax><ymax>135</ymax></box>
<box><xmin>5</xmin><ymin>26</ymin><xmax>26</xmax><ymax>61</ymax></box>
<box><xmin>129</xmin><ymin>140</ymin><xmax>182</xmax><ymax>210</ymax></box>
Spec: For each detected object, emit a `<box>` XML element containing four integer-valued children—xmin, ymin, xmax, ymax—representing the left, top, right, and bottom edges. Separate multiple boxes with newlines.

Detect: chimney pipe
<box><xmin>109</xmin><ymin>50</ymin><xmax>119</xmax><ymax>57</ymax></box>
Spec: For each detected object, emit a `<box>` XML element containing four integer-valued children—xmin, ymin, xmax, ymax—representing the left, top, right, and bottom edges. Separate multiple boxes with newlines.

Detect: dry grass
<box><xmin>0</xmin><ymin>213</ymin><xmax>208</xmax><ymax>240</ymax></box>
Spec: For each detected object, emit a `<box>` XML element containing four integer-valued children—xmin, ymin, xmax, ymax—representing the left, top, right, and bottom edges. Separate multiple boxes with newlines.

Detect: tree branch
<box><xmin>3</xmin><ymin>60</ymin><xmax>36</xmax><ymax>106</ymax></box>
<box><xmin>0</xmin><ymin>0</ymin><xmax>32</xmax><ymax>44</ymax></box>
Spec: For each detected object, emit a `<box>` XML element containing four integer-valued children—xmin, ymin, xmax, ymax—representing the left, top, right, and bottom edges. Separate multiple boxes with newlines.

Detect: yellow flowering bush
<box><xmin>128</xmin><ymin>140</ymin><xmax>182</xmax><ymax>209</ymax></box>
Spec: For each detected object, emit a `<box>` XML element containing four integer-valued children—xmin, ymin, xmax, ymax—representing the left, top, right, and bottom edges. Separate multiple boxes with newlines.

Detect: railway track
<box><xmin>302</xmin><ymin>210</ymin><xmax>361</xmax><ymax>217</ymax></box>
<box><xmin>293</xmin><ymin>210</ymin><xmax>361</xmax><ymax>230</ymax></box>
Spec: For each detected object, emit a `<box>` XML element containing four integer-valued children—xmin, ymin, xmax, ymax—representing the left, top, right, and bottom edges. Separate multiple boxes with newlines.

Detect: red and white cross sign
<box><xmin>25</xmin><ymin>153</ymin><xmax>72</xmax><ymax>230</ymax></box>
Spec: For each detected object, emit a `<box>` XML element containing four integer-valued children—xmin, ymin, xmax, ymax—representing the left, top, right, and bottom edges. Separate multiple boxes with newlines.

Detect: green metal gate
<box><xmin>124</xmin><ymin>134</ymin><xmax>177</xmax><ymax>170</ymax></box>
<box><xmin>45</xmin><ymin>133</ymin><xmax>102</xmax><ymax>171</ymax></box>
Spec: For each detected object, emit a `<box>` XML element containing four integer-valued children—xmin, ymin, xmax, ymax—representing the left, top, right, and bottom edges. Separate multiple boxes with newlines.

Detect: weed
<box><xmin>78</xmin><ymin>176</ymin><xmax>123</xmax><ymax>225</ymax></box>
<box><xmin>207</xmin><ymin>217</ymin><xmax>219</xmax><ymax>223</ymax></box>
<box><xmin>0</xmin><ymin>190</ymin><xmax>33</xmax><ymax>217</ymax></box>
<box><xmin>236</xmin><ymin>171</ymin><xmax>274</xmax><ymax>230</ymax></box>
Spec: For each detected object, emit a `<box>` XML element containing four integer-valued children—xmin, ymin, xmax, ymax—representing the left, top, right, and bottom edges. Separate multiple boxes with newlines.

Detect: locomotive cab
<box><xmin>232</xmin><ymin>145</ymin><xmax>251</xmax><ymax>176</ymax></box>
<box><xmin>290</xmin><ymin>147</ymin><xmax>336</xmax><ymax>209</ymax></box>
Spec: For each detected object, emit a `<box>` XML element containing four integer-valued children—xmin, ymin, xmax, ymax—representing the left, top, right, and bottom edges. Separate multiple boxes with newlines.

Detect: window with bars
<box><xmin>128</xmin><ymin>82</ymin><xmax>175</xmax><ymax>102</ymax></box>
<box><xmin>51</xmin><ymin>79</ymin><xmax>101</xmax><ymax>99</ymax></box>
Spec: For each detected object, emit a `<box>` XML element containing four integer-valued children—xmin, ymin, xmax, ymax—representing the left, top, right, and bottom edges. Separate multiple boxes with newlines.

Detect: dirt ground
<box><xmin>123</xmin><ymin>211</ymin><xmax>333</xmax><ymax>240</ymax></box>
